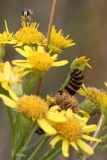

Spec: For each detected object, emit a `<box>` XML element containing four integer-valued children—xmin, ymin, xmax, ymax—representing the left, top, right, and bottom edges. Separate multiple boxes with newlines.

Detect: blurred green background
<box><xmin>0</xmin><ymin>0</ymin><xmax>107</xmax><ymax>159</ymax></box>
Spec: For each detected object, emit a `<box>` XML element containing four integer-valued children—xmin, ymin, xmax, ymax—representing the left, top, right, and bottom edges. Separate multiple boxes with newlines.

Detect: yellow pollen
<box><xmin>14</xmin><ymin>22</ymin><xmax>45</xmax><ymax>44</ymax></box>
<box><xmin>0</xmin><ymin>63</ymin><xmax>4</xmax><ymax>72</ymax></box>
<box><xmin>55</xmin><ymin>117</ymin><xmax>82</xmax><ymax>142</ymax></box>
<box><xmin>28</xmin><ymin>51</ymin><xmax>55</xmax><ymax>71</ymax></box>
<box><xmin>87</xmin><ymin>87</ymin><xmax>105</xmax><ymax>105</ymax></box>
<box><xmin>17</xmin><ymin>95</ymin><xmax>49</xmax><ymax>120</ymax></box>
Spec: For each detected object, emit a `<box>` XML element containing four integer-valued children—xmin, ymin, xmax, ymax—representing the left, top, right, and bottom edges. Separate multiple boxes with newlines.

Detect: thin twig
<box><xmin>91</xmin><ymin>114</ymin><xmax>104</xmax><ymax>138</ymax></box>
<box><xmin>35</xmin><ymin>0</ymin><xmax>57</xmax><ymax>96</ymax></box>
<box><xmin>89</xmin><ymin>114</ymin><xmax>104</xmax><ymax>146</ymax></box>
<box><xmin>82</xmin><ymin>114</ymin><xmax>104</xmax><ymax>160</ymax></box>
<box><xmin>82</xmin><ymin>141</ymin><xmax>101</xmax><ymax>160</ymax></box>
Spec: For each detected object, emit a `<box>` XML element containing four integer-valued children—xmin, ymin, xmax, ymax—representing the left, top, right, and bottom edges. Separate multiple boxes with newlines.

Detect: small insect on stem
<box><xmin>21</xmin><ymin>8</ymin><xmax>33</xmax><ymax>22</ymax></box>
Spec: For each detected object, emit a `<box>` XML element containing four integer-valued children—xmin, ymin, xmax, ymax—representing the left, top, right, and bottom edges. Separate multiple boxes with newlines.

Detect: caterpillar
<box><xmin>59</xmin><ymin>69</ymin><xmax>84</xmax><ymax>96</ymax></box>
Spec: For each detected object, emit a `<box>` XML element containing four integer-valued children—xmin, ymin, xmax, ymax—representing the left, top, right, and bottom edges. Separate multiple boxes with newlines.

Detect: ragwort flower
<box><xmin>78</xmin><ymin>84</ymin><xmax>107</xmax><ymax>115</ymax></box>
<box><xmin>12</xmin><ymin>45</ymin><xmax>68</xmax><ymax>77</ymax></box>
<box><xmin>0</xmin><ymin>20</ymin><xmax>14</xmax><ymax>61</ymax></box>
<box><xmin>78</xmin><ymin>84</ymin><xmax>106</xmax><ymax>107</ymax></box>
<box><xmin>70</xmin><ymin>56</ymin><xmax>92</xmax><ymax>71</ymax></box>
<box><xmin>50</xmin><ymin>109</ymin><xmax>101</xmax><ymax>157</ymax></box>
<box><xmin>0</xmin><ymin>20</ymin><xmax>13</xmax><ymax>45</ymax></box>
<box><xmin>13</xmin><ymin>21</ymin><xmax>46</xmax><ymax>46</ymax></box>
<box><xmin>0</xmin><ymin>61</ymin><xmax>29</xmax><ymax>95</ymax></box>
<box><xmin>0</xmin><ymin>92</ymin><xmax>67</xmax><ymax>135</ymax></box>
<box><xmin>48</xmin><ymin>26</ymin><xmax>75</xmax><ymax>53</ymax></box>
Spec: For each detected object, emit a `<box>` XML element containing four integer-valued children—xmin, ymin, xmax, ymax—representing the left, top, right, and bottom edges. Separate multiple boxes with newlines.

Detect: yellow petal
<box><xmin>50</xmin><ymin>135</ymin><xmax>61</xmax><ymax>148</ymax></box>
<box><xmin>37</xmin><ymin>118</ymin><xmax>57</xmax><ymax>135</ymax></box>
<box><xmin>4</xmin><ymin>20</ymin><xmax>10</xmax><ymax>34</ymax></box>
<box><xmin>12</xmin><ymin>62</ymin><xmax>33</xmax><ymax>68</ymax></box>
<box><xmin>73</xmin><ymin>114</ymin><xmax>88</xmax><ymax>123</ymax></box>
<box><xmin>24</xmin><ymin>45</ymin><xmax>32</xmax><ymax>53</ymax></box>
<box><xmin>15</xmin><ymin>48</ymin><xmax>29</xmax><ymax>57</ymax></box>
<box><xmin>78</xmin><ymin>88</ymin><xmax>86</xmax><ymax>96</ymax></box>
<box><xmin>52</xmin><ymin>60</ymin><xmax>68</xmax><ymax>66</ymax></box>
<box><xmin>66</xmin><ymin>108</ymin><xmax>73</xmax><ymax>117</ymax></box>
<box><xmin>4</xmin><ymin>61</ymin><xmax>11</xmax><ymax>81</ymax></box>
<box><xmin>62</xmin><ymin>139</ymin><xmax>69</xmax><ymax>157</ymax></box>
<box><xmin>0</xmin><ymin>94</ymin><xmax>17</xmax><ymax>108</ymax></box>
<box><xmin>0</xmin><ymin>73</ymin><xmax>5</xmax><ymax>80</ymax></box>
<box><xmin>82</xmin><ymin>125</ymin><xmax>97</xmax><ymax>132</ymax></box>
<box><xmin>79</xmin><ymin>110</ymin><xmax>90</xmax><ymax>119</ymax></box>
<box><xmin>49</xmin><ymin>105</ymin><xmax>60</xmax><ymax>112</ymax></box>
<box><xmin>8</xmin><ymin>89</ymin><xmax>19</xmax><ymax>102</ymax></box>
<box><xmin>70</xmin><ymin>142</ymin><xmax>78</xmax><ymax>150</ymax></box>
<box><xmin>82</xmin><ymin>84</ymin><xmax>87</xmax><ymax>92</ymax></box>
<box><xmin>46</xmin><ymin>111</ymin><xmax>66</xmax><ymax>122</ymax></box>
<box><xmin>37</xmin><ymin>46</ymin><xmax>44</xmax><ymax>52</ymax></box>
<box><xmin>77</xmin><ymin>139</ymin><xmax>94</xmax><ymax>155</ymax></box>
<box><xmin>105</xmin><ymin>82</ymin><xmax>107</xmax><ymax>87</ymax></box>
<box><xmin>14</xmin><ymin>41</ymin><xmax>23</xmax><ymax>46</ymax></box>
<box><xmin>82</xmin><ymin>134</ymin><xmax>102</xmax><ymax>142</ymax></box>
<box><xmin>51</xmin><ymin>54</ymin><xmax>58</xmax><ymax>60</ymax></box>
<box><xmin>59</xmin><ymin>110</ymin><xmax>66</xmax><ymax>116</ymax></box>
<box><xmin>12</xmin><ymin>60</ymin><xmax>28</xmax><ymax>63</ymax></box>
<box><xmin>86</xmin><ymin>62</ymin><xmax>92</xmax><ymax>69</ymax></box>
<box><xmin>1</xmin><ymin>82</ymin><xmax>9</xmax><ymax>90</ymax></box>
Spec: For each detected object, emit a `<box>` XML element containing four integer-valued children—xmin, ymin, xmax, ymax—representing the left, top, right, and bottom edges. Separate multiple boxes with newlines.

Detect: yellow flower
<box><xmin>0</xmin><ymin>20</ymin><xmax>13</xmax><ymax>45</ymax></box>
<box><xmin>0</xmin><ymin>92</ymin><xmax>67</xmax><ymax>134</ymax></box>
<box><xmin>12</xmin><ymin>21</ymin><xmax>46</xmax><ymax>46</ymax></box>
<box><xmin>70</xmin><ymin>56</ymin><xmax>92</xmax><ymax>71</ymax></box>
<box><xmin>0</xmin><ymin>21</ymin><xmax>14</xmax><ymax>61</ymax></box>
<box><xmin>50</xmin><ymin>109</ymin><xmax>101</xmax><ymax>157</ymax></box>
<box><xmin>0</xmin><ymin>63</ymin><xmax>4</xmax><ymax>72</ymax></box>
<box><xmin>48</xmin><ymin>26</ymin><xmax>75</xmax><ymax>53</ymax></box>
<box><xmin>105</xmin><ymin>82</ymin><xmax>107</xmax><ymax>87</ymax></box>
<box><xmin>0</xmin><ymin>61</ymin><xmax>29</xmax><ymax>92</ymax></box>
<box><xmin>12</xmin><ymin>45</ymin><xmax>68</xmax><ymax>76</ymax></box>
<box><xmin>78</xmin><ymin>84</ymin><xmax>106</xmax><ymax>106</ymax></box>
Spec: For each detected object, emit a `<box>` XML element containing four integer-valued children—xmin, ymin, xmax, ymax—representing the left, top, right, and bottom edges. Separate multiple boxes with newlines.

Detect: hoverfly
<box><xmin>21</xmin><ymin>8</ymin><xmax>33</xmax><ymax>22</ymax></box>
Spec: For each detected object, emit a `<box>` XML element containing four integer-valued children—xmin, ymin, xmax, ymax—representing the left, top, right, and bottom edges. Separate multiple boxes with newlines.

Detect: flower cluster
<box><xmin>0</xmin><ymin>7</ymin><xmax>105</xmax><ymax>160</ymax></box>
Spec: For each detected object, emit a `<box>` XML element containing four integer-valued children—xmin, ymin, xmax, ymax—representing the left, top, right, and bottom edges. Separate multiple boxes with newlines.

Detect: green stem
<box><xmin>16</xmin><ymin>124</ymin><xmax>39</xmax><ymax>160</ymax></box>
<box><xmin>47</xmin><ymin>148</ymin><xmax>61</xmax><ymax>160</ymax></box>
<box><xmin>59</xmin><ymin>73</ymin><xmax>71</xmax><ymax>91</ymax></box>
<box><xmin>24</xmin><ymin>124</ymin><xmax>39</xmax><ymax>149</ymax></box>
<box><xmin>12</xmin><ymin>113</ymin><xmax>24</xmax><ymax>160</ymax></box>
<box><xmin>40</xmin><ymin>141</ymin><xmax>61</xmax><ymax>160</ymax></box>
<box><xmin>6</xmin><ymin>106</ymin><xmax>15</xmax><ymax>141</ymax></box>
<box><xmin>97</xmin><ymin>115</ymin><xmax>107</xmax><ymax>138</ymax></box>
<box><xmin>24</xmin><ymin>77</ymin><xmax>37</xmax><ymax>94</ymax></box>
<box><xmin>12</xmin><ymin>114</ymin><xmax>34</xmax><ymax>160</ymax></box>
<box><xmin>28</xmin><ymin>136</ymin><xmax>50</xmax><ymax>160</ymax></box>
<box><xmin>101</xmin><ymin>133</ymin><xmax>107</xmax><ymax>141</ymax></box>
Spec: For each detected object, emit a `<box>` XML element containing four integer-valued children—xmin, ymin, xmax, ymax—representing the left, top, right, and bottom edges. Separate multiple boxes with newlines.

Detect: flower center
<box><xmin>87</xmin><ymin>87</ymin><xmax>105</xmax><ymax>105</ymax></box>
<box><xmin>55</xmin><ymin>117</ymin><xmax>82</xmax><ymax>142</ymax></box>
<box><xmin>56</xmin><ymin>93</ymin><xmax>79</xmax><ymax>113</ymax></box>
<box><xmin>0</xmin><ymin>63</ymin><xmax>4</xmax><ymax>72</ymax></box>
<box><xmin>14</xmin><ymin>22</ymin><xmax>45</xmax><ymax>44</ymax></box>
<box><xmin>28</xmin><ymin>51</ymin><xmax>55</xmax><ymax>71</ymax></box>
<box><xmin>17</xmin><ymin>95</ymin><xmax>49</xmax><ymax>120</ymax></box>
